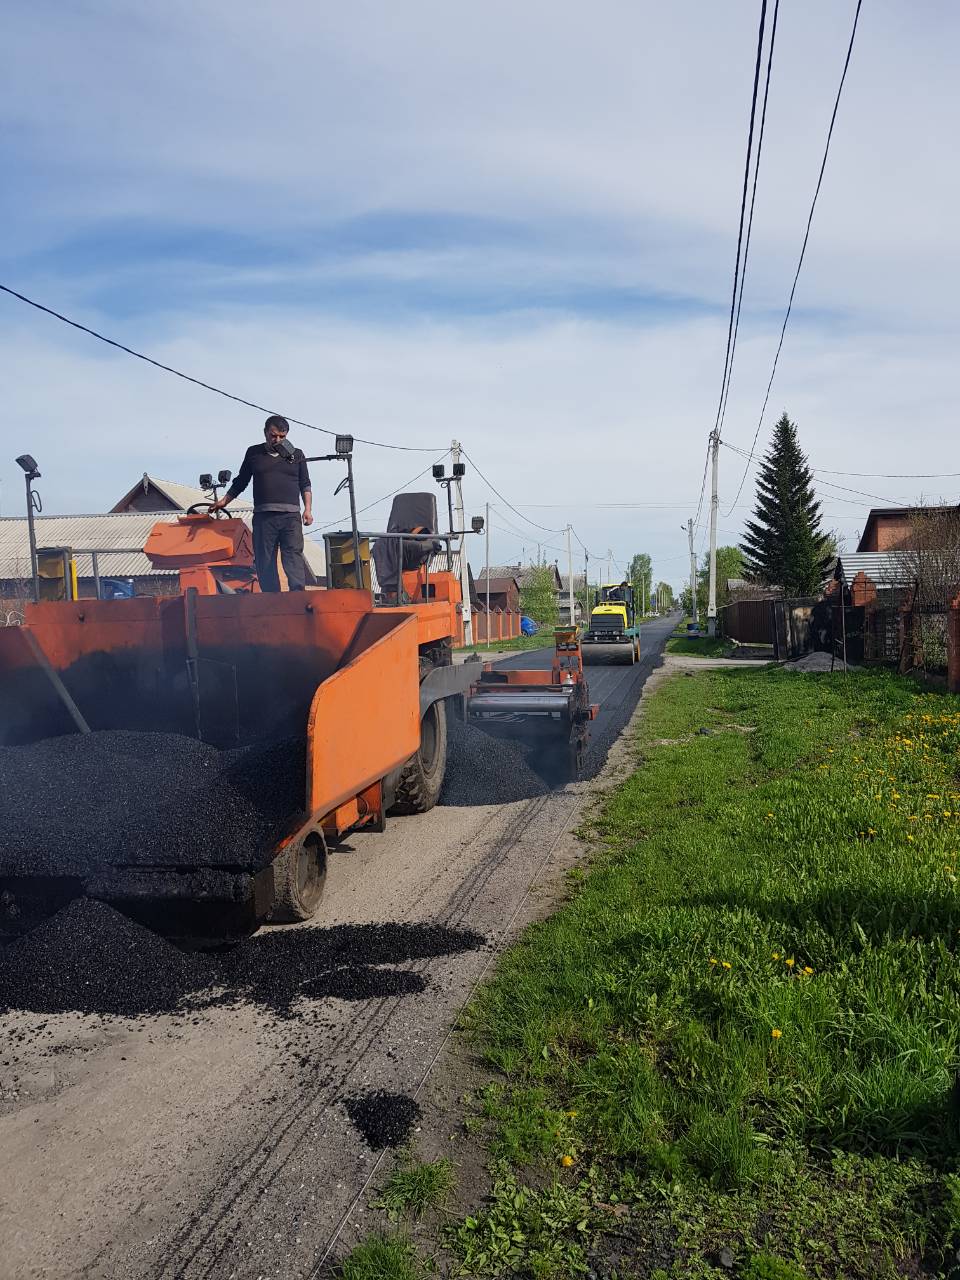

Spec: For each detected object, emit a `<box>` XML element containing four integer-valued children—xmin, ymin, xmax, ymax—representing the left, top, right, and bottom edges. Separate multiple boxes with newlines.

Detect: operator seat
<box><xmin>371</xmin><ymin>492</ymin><xmax>443</xmax><ymax>601</ymax></box>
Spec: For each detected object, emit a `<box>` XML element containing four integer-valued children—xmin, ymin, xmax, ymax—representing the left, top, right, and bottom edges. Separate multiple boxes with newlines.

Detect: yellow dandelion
<box><xmin>560</xmin><ymin>1154</ymin><xmax>575</xmax><ymax>1168</ymax></box>
<box><xmin>785</xmin><ymin>957</ymin><xmax>795</xmax><ymax>968</ymax></box>
<box><xmin>803</xmin><ymin>966</ymin><xmax>814</xmax><ymax>975</ymax></box>
<box><xmin>566</xmin><ymin>1110</ymin><xmax>578</xmax><ymax>1119</ymax></box>
<box><xmin>709</xmin><ymin>957</ymin><xmax>718</xmax><ymax>965</ymax></box>
<box><xmin>907</xmin><ymin>835</ymin><xmax>915</xmax><ymax>842</ymax></box>
<box><xmin>771</xmin><ymin>1028</ymin><xmax>782</xmax><ymax>1040</ymax></box>
<box><xmin>721</xmin><ymin>961</ymin><xmax>732</xmax><ymax>970</ymax></box>
<box><xmin>772</xmin><ymin>951</ymin><xmax>781</xmax><ymax>960</ymax></box>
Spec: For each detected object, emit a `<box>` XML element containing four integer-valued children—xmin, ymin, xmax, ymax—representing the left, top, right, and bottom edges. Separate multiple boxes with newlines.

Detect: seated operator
<box><xmin>212</xmin><ymin>415</ymin><xmax>313</xmax><ymax>592</ymax></box>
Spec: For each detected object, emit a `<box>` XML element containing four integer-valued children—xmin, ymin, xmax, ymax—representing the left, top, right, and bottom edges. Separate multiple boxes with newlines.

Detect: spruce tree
<box><xmin>740</xmin><ymin>412</ymin><xmax>825</xmax><ymax>595</ymax></box>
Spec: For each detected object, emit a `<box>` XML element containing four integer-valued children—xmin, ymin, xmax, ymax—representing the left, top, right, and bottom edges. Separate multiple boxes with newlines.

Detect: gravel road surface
<box><xmin>0</xmin><ymin>615</ymin><xmax>677</xmax><ymax>1280</ymax></box>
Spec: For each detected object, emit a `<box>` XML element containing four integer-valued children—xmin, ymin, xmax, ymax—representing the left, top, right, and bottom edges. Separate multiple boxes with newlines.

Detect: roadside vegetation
<box><xmin>665</xmin><ymin>632</ymin><xmax>731</xmax><ymax>657</ymax></box>
<box><xmin>344</xmin><ymin>664</ymin><xmax>960</xmax><ymax>1278</ymax></box>
<box><xmin>665</xmin><ymin>620</ymin><xmax>732</xmax><ymax>658</ymax></box>
<box><xmin>455</xmin><ymin>633</ymin><xmax>552</xmax><ymax>655</ymax></box>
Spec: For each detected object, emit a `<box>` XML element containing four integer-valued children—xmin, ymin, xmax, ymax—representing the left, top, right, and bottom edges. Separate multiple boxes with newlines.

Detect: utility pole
<box><xmin>451</xmin><ymin>438</ymin><xmax>473</xmax><ymax>646</ymax></box>
<box><xmin>484</xmin><ymin>501</ymin><xmax>491</xmax><ymax>649</ymax></box>
<box><xmin>686</xmin><ymin>518</ymin><xmax>698</xmax><ymax>625</ymax></box>
<box><xmin>565</xmin><ymin>525</ymin><xmax>574</xmax><ymax>628</ymax></box>
<box><xmin>706</xmin><ymin>428</ymin><xmax>720</xmax><ymax>636</ymax></box>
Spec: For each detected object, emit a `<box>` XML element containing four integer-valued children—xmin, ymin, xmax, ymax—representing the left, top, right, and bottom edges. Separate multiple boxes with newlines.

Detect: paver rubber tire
<box><xmin>389</xmin><ymin>694</ymin><xmax>448</xmax><ymax>816</ymax></box>
<box><xmin>271</xmin><ymin>833</ymin><xmax>327</xmax><ymax>923</ymax></box>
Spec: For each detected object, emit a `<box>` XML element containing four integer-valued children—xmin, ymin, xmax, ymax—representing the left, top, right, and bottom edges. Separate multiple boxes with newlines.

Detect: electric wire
<box><xmin>459</xmin><ymin>448</ymin><xmax>566</xmax><ymax>535</ymax></box>
<box><xmin>311</xmin><ymin>451</ymin><xmax>451</xmax><ymax>533</ymax></box>
<box><xmin>712</xmin><ymin>0</ymin><xmax>772</xmax><ymax>443</ymax></box>
<box><xmin>722</xmin><ymin>440</ymin><xmax>915</xmax><ymax>507</ymax></box>
<box><xmin>0</xmin><ymin>282</ymin><xmax>443</xmax><ymax>453</ymax></box>
<box><xmin>717</xmin><ymin>0</ymin><xmax>781</xmax><ymax>442</ymax></box>
<box><xmin>692</xmin><ymin>435</ymin><xmax>713</xmax><ymax>532</ymax></box>
<box><xmin>720</xmin><ymin>438</ymin><xmax>960</xmax><ymax>480</ymax></box>
<box><xmin>722</xmin><ymin>0</ymin><xmax>865</xmax><ymax>516</ymax></box>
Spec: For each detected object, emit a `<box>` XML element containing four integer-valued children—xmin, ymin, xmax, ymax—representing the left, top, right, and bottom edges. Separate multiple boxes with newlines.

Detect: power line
<box><xmin>311</xmin><ymin>451</ymin><xmax>450</xmax><ymax>533</ymax></box>
<box><xmin>712</xmin><ymin>0</ymin><xmax>773</xmax><ymax>441</ymax></box>
<box><xmin>717</xmin><ymin>0</ymin><xmax>781</xmax><ymax>442</ymax></box>
<box><xmin>721</xmin><ymin>440</ymin><xmax>917</xmax><ymax>507</ymax></box>
<box><xmin>459</xmin><ymin>448</ymin><xmax>565</xmax><ymax>535</ymax></box>
<box><xmin>721</xmin><ymin>437</ymin><xmax>960</xmax><ymax>480</ymax></box>
<box><xmin>722</xmin><ymin>0</ymin><xmax>865</xmax><ymax>515</ymax></box>
<box><xmin>692</xmin><ymin>436</ymin><xmax>713</xmax><ymax>531</ymax></box>
<box><xmin>0</xmin><ymin>282</ymin><xmax>442</xmax><ymax>453</ymax></box>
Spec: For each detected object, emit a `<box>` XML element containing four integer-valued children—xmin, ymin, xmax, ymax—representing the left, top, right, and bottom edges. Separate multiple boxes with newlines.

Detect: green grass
<box><xmin>376</xmin><ymin>1156</ymin><xmax>456</xmax><ymax>1219</ymax></box>
<box><xmin>664</xmin><ymin>633</ymin><xmax>732</xmax><ymax>657</ymax></box>
<box><xmin>452</xmin><ymin>666</ymin><xmax>960</xmax><ymax>1277</ymax></box>
<box><xmin>339</xmin><ymin>1233</ymin><xmax>423</xmax><ymax>1280</ymax></box>
<box><xmin>454</xmin><ymin>634</ymin><xmax>552</xmax><ymax>655</ymax></box>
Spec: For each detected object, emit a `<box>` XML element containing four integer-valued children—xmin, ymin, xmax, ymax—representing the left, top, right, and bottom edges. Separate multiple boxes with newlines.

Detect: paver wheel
<box><xmin>271</xmin><ymin>832</ymin><xmax>327</xmax><ymax>923</ymax></box>
<box><xmin>389</xmin><ymin>687</ymin><xmax>448</xmax><ymax>816</ymax></box>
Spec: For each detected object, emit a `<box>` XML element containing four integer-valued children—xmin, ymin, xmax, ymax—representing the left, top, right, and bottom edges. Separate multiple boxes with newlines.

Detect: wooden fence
<box><xmin>718</xmin><ymin>598</ymin><xmax>774</xmax><ymax>644</ymax></box>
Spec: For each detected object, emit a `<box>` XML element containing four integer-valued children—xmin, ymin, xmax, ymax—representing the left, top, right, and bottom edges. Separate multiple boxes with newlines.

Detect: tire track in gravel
<box><xmin>154</xmin><ymin>798</ymin><xmax>575</xmax><ymax>1280</ymax></box>
<box><xmin>156</xmin><ymin>621</ymin><xmax>677</xmax><ymax>1280</ymax></box>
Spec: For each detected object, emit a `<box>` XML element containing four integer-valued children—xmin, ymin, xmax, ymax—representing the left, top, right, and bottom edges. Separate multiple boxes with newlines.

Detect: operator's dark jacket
<box><xmin>225</xmin><ymin>444</ymin><xmax>311</xmax><ymax>512</ymax></box>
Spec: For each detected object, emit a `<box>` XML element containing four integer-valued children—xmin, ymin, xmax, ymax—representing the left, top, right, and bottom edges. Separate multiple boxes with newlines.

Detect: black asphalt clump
<box><xmin>0</xmin><ymin>898</ymin><xmax>213</xmax><ymax>1017</ymax></box>
<box><xmin>221</xmin><ymin>920</ymin><xmax>485</xmax><ymax>1017</ymax></box>
<box><xmin>344</xmin><ymin>1091</ymin><xmax>421</xmax><ymax>1148</ymax></box>
<box><xmin>0</xmin><ymin>902</ymin><xmax>484</xmax><ymax>1020</ymax></box>
<box><xmin>0</xmin><ymin>730</ymin><xmax>306</xmax><ymax>875</ymax></box>
<box><xmin>442</xmin><ymin>719</ymin><xmax>551</xmax><ymax>805</ymax></box>
<box><xmin>300</xmin><ymin>966</ymin><xmax>426</xmax><ymax>1000</ymax></box>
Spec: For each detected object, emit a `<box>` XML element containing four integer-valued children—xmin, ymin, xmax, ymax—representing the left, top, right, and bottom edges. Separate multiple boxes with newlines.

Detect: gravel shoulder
<box><xmin>0</xmin><ymin>615</ymin><xmax>677</xmax><ymax>1280</ymax></box>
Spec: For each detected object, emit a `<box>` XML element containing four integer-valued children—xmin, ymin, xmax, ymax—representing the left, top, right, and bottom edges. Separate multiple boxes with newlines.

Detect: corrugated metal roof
<box><xmin>834</xmin><ymin>552</ymin><xmax>913</xmax><ymax>588</ymax></box>
<box><xmin>0</xmin><ymin>512</ymin><xmax>325</xmax><ymax>579</ymax></box>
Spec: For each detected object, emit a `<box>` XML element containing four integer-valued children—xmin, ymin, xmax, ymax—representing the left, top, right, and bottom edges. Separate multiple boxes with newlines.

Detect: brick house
<box><xmin>475</xmin><ymin>567</ymin><xmax>521</xmax><ymax>612</ymax></box>
<box><xmin>857</xmin><ymin>505</ymin><xmax>960</xmax><ymax>552</ymax></box>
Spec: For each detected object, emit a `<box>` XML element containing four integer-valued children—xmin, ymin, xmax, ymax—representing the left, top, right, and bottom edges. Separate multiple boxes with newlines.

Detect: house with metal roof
<box><xmin>832</xmin><ymin>552</ymin><xmax>914</xmax><ymax>590</ymax></box>
<box><xmin>110</xmin><ymin>474</ymin><xmax>221</xmax><ymax>514</ymax></box>
<box><xmin>0</xmin><ymin>506</ymin><xmax>326</xmax><ymax>603</ymax></box>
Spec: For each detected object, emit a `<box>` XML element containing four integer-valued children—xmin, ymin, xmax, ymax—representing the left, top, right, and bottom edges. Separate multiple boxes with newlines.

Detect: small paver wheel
<box><xmin>271</xmin><ymin>832</ymin><xmax>327</xmax><ymax>923</ymax></box>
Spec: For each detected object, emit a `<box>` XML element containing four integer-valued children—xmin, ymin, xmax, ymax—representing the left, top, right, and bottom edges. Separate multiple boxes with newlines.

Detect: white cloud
<box><xmin>1</xmin><ymin>0</ymin><xmax>958</xmax><ymax>588</ymax></box>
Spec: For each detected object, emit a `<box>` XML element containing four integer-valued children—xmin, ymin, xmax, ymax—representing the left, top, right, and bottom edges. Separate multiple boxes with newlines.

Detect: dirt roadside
<box><xmin>0</xmin><ymin>616</ymin><xmax>678</xmax><ymax>1280</ymax></box>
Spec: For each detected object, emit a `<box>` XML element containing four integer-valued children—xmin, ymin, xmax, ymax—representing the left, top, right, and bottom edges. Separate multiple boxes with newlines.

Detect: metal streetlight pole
<box><xmin>16</xmin><ymin>454</ymin><xmax>42</xmax><ymax>604</ymax></box>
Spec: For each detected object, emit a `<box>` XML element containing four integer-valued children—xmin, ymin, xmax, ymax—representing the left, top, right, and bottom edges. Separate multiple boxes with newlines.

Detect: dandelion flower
<box><xmin>771</xmin><ymin>1028</ymin><xmax>782</xmax><ymax>1040</ymax></box>
<box><xmin>721</xmin><ymin>961</ymin><xmax>732</xmax><ymax>970</ymax></box>
<box><xmin>785</xmin><ymin>957</ymin><xmax>795</xmax><ymax>968</ymax></box>
<box><xmin>560</xmin><ymin>1154</ymin><xmax>575</xmax><ymax>1167</ymax></box>
<box><xmin>772</xmin><ymin>952</ymin><xmax>781</xmax><ymax>960</ymax></box>
<box><xmin>803</xmin><ymin>966</ymin><xmax>814</xmax><ymax>975</ymax></box>
<box><xmin>567</xmin><ymin>1110</ymin><xmax>578</xmax><ymax>1119</ymax></box>
<box><xmin>709</xmin><ymin>957</ymin><xmax>718</xmax><ymax>965</ymax></box>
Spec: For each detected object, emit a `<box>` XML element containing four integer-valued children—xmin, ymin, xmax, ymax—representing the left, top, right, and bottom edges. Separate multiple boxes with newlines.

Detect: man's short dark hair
<box><xmin>264</xmin><ymin>414</ymin><xmax>290</xmax><ymax>433</ymax></box>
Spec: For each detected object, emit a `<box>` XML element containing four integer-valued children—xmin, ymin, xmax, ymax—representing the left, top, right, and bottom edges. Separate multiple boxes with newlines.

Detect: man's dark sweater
<box><xmin>226</xmin><ymin>444</ymin><xmax>312</xmax><ymax>513</ymax></box>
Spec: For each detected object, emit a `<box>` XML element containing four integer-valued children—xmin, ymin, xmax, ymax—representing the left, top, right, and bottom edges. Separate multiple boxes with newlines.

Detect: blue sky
<box><xmin>2</xmin><ymin>0</ymin><xmax>958</xmax><ymax>587</ymax></box>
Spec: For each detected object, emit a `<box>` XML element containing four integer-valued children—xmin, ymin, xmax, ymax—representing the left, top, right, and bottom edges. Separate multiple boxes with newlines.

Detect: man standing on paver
<box><xmin>213</xmin><ymin>415</ymin><xmax>313</xmax><ymax>591</ymax></box>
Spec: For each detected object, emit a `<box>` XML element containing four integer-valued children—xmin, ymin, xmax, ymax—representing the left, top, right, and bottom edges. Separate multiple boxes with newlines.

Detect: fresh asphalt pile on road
<box><xmin>0</xmin><ymin>897</ymin><xmax>487</xmax><ymax>1021</ymax></box>
<box><xmin>0</xmin><ymin>730</ymin><xmax>306</xmax><ymax>875</ymax></box>
<box><xmin>442</xmin><ymin>718</ymin><xmax>552</xmax><ymax>804</ymax></box>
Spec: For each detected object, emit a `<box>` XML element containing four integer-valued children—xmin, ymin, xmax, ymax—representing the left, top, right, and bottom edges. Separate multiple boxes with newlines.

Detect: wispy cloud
<box><xmin>1</xmin><ymin>0</ymin><xmax>958</xmax><ymax>582</ymax></box>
